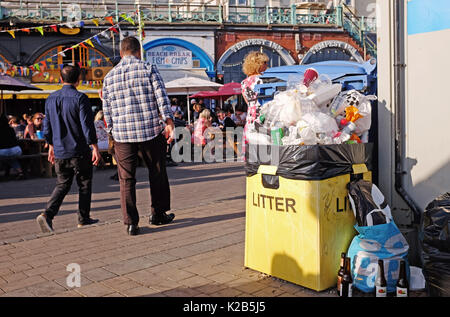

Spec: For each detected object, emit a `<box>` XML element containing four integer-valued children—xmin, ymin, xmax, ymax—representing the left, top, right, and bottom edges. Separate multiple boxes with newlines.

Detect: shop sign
<box><xmin>145</xmin><ymin>45</ymin><xmax>193</xmax><ymax>69</ymax></box>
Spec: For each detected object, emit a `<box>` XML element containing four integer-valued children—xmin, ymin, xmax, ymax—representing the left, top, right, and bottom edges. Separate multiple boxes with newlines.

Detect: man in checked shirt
<box><xmin>102</xmin><ymin>37</ymin><xmax>175</xmax><ymax>236</ymax></box>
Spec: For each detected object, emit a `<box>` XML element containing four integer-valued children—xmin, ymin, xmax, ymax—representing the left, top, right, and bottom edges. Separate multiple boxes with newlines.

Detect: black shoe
<box><xmin>149</xmin><ymin>212</ymin><xmax>175</xmax><ymax>225</ymax></box>
<box><xmin>77</xmin><ymin>218</ymin><xmax>99</xmax><ymax>228</ymax></box>
<box><xmin>36</xmin><ymin>213</ymin><xmax>54</xmax><ymax>233</ymax></box>
<box><xmin>127</xmin><ymin>225</ymin><xmax>140</xmax><ymax>236</ymax></box>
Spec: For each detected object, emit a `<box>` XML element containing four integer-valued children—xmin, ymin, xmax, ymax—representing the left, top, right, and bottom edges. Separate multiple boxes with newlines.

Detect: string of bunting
<box><xmin>0</xmin><ymin>13</ymin><xmax>135</xmax><ymax>38</ymax></box>
<box><xmin>0</xmin><ymin>12</ymin><xmax>140</xmax><ymax>82</ymax></box>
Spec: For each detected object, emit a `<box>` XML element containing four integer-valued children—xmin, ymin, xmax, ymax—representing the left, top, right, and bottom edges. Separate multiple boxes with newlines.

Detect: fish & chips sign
<box><xmin>146</xmin><ymin>45</ymin><xmax>193</xmax><ymax>69</ymax></box>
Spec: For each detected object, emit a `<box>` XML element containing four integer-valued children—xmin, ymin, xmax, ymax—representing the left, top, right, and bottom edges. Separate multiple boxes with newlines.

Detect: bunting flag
<box><xmin>59</xmin><ymin>51</ymin><xmax>66</xmax><ymax>58</ymax></box>
<box><xmin>80</xmin><ymin>42</ymin><xmax>88</xmax><ymax>49</ymax></box>
<box><xmin>36</xmin><ymin>27</ymin><xmax>44</xmax><ymax>36</ymax></box>
<box><xmin>22</xmin><ymin>28</ymin><xmax>31</xmax><ymax>34</ymax></box>
<box><xmin>92</xmin><ymin>19</ymin><xmax>99</xmax><ymax>26</ymax></box>
<box><xmin>87</xmin><ymin>60</ymin><xmax>92</xmax><ymax>67</ymax></box>
<box><xmin>96</xmin><ymin>58</ymin><xmax>102</xmax><ymax>65</ymax></box>
<box><xmin>120</xmin><ymin>13</ymin><xmax>135</xmax><ymax>25</ymax></box>
<box><xmin>85</xmin><ymin>39</ymin><xmax>94</xmax><ymax>48</ymax></box>
<box><xmin>105</xmin><ymin>16</ymin><xmax>114</xmax><ymax>25</ymax></box>
<box><xmin>93</xmin><ymin>35</ymin><xmax>102</xmax><ymax>46</ymax></box>
<box><xmin>50</xmin><ymin>25</ymin><xmax>58</xmax><ymax>32</ymax></box>
<box><xmin>7</xmin><ymin>30</ymin><xmax>15</xmax><ymax>38</ymax></box>
<box><xmin>110</xmin><ymin>27</ymin><xmax>119</xmax><ymax>34</ymax></box>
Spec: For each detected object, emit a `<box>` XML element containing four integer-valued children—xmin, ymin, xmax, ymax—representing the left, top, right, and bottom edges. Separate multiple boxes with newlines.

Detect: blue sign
<box><xmin>408</xmin><ymin>0</ymin><xmax>450</xmax><ymax>35</ymax></box>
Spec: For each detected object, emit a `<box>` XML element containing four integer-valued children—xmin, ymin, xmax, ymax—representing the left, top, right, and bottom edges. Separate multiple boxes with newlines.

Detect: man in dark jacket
<box><xmin>36</xmin><ymin>64</ymin><xmax>101</xmax><ymax>233</ymax></box>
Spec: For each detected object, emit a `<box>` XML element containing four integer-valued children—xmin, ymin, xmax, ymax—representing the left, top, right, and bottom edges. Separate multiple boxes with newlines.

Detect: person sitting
<box><xmin>192</xmin><ymin>109</ymin><xmax>212</xmax><ymax>146</ymax></box>
<box><xmin>170</xmin><ymin>98</ymin><xmax>183</xmax><ymax>117</ymax></box>
<box><xmin>233</xmin><ymin>108</ymin><xmax>247</xmax><ymax>127</ymax></box>
<box><xmin>24</xmin><ymin>112</ymin><xmax>44</xmax><ymax>139</ymax></box>
<box><xmin>173</xmin><ymin>110</ymin><xmax>187</xmax><ymax>128</ymax></box>
<box><xmin>0</xmin><ymin>114</ymin><xmax>24</xmax><ymax>179</ymax></box>
<box><xmin>217</xmin><ymin>110</ymin><xmax>237</xmax><ymax>131</ymax></box>
<box><xmin>9</xmin><ymin>116</ymin><xmax>25</xmax><ymax>139</ymax></box>
<box><xmin>192</xmin><ymin>103</ymin><xmax>204</xmax><ymax>122</ymax></box>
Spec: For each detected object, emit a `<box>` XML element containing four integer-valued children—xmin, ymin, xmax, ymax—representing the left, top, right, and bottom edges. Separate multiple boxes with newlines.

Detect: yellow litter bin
<box><xmin>244</xmin><ymin>161</ymin><xmax>372</xmax><ymax>292</ymax></box>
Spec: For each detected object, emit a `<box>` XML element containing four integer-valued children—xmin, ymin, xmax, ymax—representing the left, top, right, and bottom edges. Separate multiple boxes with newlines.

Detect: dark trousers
<box><xmin>45</xmin><ymin>154</ymin><xmax>93</xmax><ymax>224</ymax></box>
<box><xmin>114</xmin><ymin>133</ymin><xmax>171</xmax><ymax>226</ymax></box>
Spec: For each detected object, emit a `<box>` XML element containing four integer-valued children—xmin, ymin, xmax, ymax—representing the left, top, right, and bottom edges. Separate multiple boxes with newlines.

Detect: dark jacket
<box><xmin>220</xmin><ymin>117</ymin><xmax>237</xmax><ymax>131</ymax></box>
<box><xmin>0</xmin><ymin>115</ymin><xmax>18</xmax><ymax>149</ymax></box>
<box><xmin>43</xmin><ymin>85</ymin><xmax>97</xmax><ymax>159</ymax></box>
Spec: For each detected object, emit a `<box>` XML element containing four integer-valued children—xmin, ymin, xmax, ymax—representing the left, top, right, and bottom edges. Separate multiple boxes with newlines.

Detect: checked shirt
<box><xmin>102</xmin><ymin>55</ymin><xmax>173</xmax><ymax>143</ymax></box>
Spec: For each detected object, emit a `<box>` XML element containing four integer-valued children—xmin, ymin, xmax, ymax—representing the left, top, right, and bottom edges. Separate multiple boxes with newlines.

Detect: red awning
<box><xmin>190</xmin><ymin>82</ymin><xmax>241</xmax><ymax>100</ymax></box>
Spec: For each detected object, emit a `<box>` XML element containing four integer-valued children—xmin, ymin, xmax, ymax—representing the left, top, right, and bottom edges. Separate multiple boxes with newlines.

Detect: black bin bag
<box><xmin>245</xmin><ymin>143</ymin><xmax>373</xmax><ymax>181</ymax></box>
<box><xmin>422</xmin><ymin>193</ymin><xmax>450</xmax><ymax>297</ymax></box>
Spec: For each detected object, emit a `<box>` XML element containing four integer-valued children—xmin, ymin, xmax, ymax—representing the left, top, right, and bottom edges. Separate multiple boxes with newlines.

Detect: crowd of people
<box><xmin>2</xmin><ymin>36</ymin><xmax>267</xmax><ymax>238</ymax></box>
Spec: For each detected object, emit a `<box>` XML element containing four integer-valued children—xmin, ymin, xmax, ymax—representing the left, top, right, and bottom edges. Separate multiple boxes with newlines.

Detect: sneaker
<box><xmin>77</xmin><ymin>218</ymin><xmax>99</xmax><ymax>228</ymax></box>
<box><xmin>149</xmin><ymin>212</ymin><xmax>175</xmax><ymax>225</ymax></box>
<box><xmin>36</xmin><ymin>214</ymin><xmax>54</xmax><ymax>233</ymax></box>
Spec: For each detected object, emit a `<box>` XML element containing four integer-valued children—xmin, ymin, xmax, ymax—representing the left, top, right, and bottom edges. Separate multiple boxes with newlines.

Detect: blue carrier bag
<box><xmin>347</xmin><ymin>180</ymin><xmax>410</xmax><ymax>293</ymax></box>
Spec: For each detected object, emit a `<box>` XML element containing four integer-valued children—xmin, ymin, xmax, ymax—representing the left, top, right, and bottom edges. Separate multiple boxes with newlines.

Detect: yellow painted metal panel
<box><xmin>245</xmin><ymin>171</ymin><xmax>371</xmax><ymax>291</ymax></box>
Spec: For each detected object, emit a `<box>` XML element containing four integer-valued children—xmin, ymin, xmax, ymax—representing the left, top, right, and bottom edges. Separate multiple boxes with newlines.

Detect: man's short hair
<box><xmin>61</xmin><ymin>64</ymin><xmax>81</xmax><ymax>84</ymax></box>
<box><xmin>120</xmin><ymin>36</ymin><xmax>141</xmax><ymax>55</ymax></box>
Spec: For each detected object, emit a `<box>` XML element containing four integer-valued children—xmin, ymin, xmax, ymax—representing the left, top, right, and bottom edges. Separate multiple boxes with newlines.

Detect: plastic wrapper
<box><xmin>421</xmin><ymin>192</ymin><xmax>450</xmax><ymax>296</ymax></box>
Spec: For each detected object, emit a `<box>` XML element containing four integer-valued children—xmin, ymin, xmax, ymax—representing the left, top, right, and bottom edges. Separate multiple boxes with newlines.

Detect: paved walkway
<box><xmin>0</xmin><ymin>162</ymin><xmax>335</xmax><ymax>297</ymax></box>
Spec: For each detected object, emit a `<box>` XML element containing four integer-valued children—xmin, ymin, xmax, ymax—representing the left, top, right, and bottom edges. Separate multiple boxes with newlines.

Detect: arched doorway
<box><xmin>217</xmin><ymin>39</ymin><xmax>296</xmax><ymax>84</ymax></box>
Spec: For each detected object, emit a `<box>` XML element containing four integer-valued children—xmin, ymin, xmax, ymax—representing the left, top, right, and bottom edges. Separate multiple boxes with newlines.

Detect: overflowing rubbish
<box><xmin>250</xmin><ymin>68</ymin><xmax>377</xmax><ymax>146</ymax></box>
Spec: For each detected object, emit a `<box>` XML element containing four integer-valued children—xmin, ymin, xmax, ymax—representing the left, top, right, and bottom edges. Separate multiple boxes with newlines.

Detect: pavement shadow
<box><xmin>0</xmin><ymin>203</ymin><xmax>121</xmax><ymax>224</ymax></box>
<box><xmin>146</xmin><ymin>211</ymin><xmax>245</xmax><ymax>233</ymax></box>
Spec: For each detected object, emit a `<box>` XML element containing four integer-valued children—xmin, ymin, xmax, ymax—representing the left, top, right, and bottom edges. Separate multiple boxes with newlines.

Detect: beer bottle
<box><xmin>337</xmin><ymin>252</ymin><xmax>346</xmax><ymax>295</ymax></box>
<box><xmin>340</xmin><ymin>257</ymin><xmax>353</xmax><ymax>297</ymax></box>
<box><xmin>396</xmin><ymin>260</ymin><xmax>409</xmax><ymax>297</ymax></box>
<box><xmin>375</xmin><ymin>259</ymin><xmax>387</xmax><ymax>297</ymax></box>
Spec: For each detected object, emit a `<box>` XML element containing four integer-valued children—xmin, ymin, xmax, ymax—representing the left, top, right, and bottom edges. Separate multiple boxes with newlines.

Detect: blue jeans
<box><xmin>0</xmin><ymin>146</ymin><xmax>22</xmax><ymax>170</ymax></box>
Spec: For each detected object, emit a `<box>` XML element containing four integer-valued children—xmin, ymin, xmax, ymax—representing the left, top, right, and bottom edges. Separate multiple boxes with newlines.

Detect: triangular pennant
<box><xmin>34</xmin><ymin>64</ymin><xmax>40</xmax><ymax>71</ymax></box>
<box><xmin>92</xmin><ymin>19</ymin><xmax>99</xmax><ymax>27</ymax></box>
<box><xmin>77</xmin><ymin>62</ymin><xmax>82</xmax><ymax>68</ymax></box>
<box><xmin>105</xmin><ymin>16</ymin><xmax>114</xmax><ymax>25</ymax></box>
<box><xmin>40</xmin><ymin>61</ymin><xmax>47</xmax><ymax>68</ymax></box>
<box><xmin>7</xmin><ymin>30</ymin><xmax>15</xmax><ymax>39</ymax></box>
<box><xmin>120</xmin><ymin>13</ymin><xmax>135</xmax><ymax>25</ymax></box>
<box><xmin>94</xmin><ymin>35</ymin><xmax>102</xmax><ymax>46</ymax></box>
<box><xmin>85</xmin><ymin>39</ymin><xmax>94</xmax><ymax>48</ymax></box>
<box><xmin>22</xmin><ymin>28</ymin><xmax>31</xmax><ymax>34</ymax></box>
<box><xmin>59</xmin><ymin>51</ymin><xmax>66</xmax><ymax>58</ymax></box>
<box><xmin>110</xmin><ymin>27</ymin><xmax>119</xmax><ymax>34</ymax></box>
<box><xmin>50</xmin><ymin>25</ymin><xmax>58</xmax><ymax>32</ymax></box>
<box><xmin>96</xmin><ymin>58</ymin><xmax>102</xmax><ymax>65</ymax></box>
<box><xmin>87</xmin><ymin>60</ymin><xmax>92</xmax><ymax>67</ymax></box>
<box><xmin>101</xmin><ymin>31</ymin><xmax>110</xmax><ymax>39</ymax></box>
<box><xmin>36</xmin><ymin>27</ymin><xmax>44</xmax><ymax>36</ymax></box>
<box><xmin>46</xmin><ymin>58</ymin><xmax>53</xmax><ymax>63</ymax></box>
<box><xmin>80</xmin><ymin>43</ymin><xmax>88</xmax><ymax>49</ymax></box>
